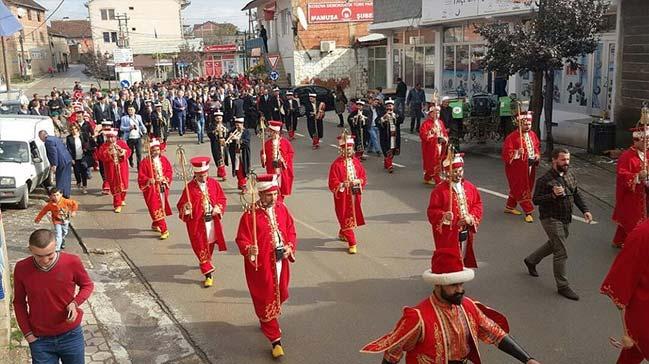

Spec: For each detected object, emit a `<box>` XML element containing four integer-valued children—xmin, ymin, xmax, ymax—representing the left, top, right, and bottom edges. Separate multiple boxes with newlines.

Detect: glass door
<box><xmin>591</xmin><ymin>40</ymin><xmax>616</xmax><ymax>118</ymax></box>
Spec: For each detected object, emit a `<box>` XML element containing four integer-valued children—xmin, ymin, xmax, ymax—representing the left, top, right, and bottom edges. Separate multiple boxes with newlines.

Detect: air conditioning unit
<box><xmin>409</xmin><ymin>36</ymin><xmax>422</xmax><ymax>45</ymax></box>
<box><xmin>320</xmin><ymin>40</ymin><xmax>336</xmax><ymax>53</ymax></box>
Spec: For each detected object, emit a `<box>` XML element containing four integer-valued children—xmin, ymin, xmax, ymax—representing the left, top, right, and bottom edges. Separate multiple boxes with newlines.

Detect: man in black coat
<box><xmin>270</xmin><ymin>87</ymin><xmax>285</xmax><ymax>122</ymax></box>
<box><xmin>242</xmin><ymin>92</ymin><xmax>258</xmax><ymax>130</ymax></box>
<box><xmin>227</xmin><ymin>118</ymin><xmax>251</xmax><ymax>191</ymax></box>
<box><xmin>377</xmin><ymin>99</ymin><xmax>404</xmax><ymax>173</ymax></box>
<box><xmin>257</xmin><ymin>87</ymin><xmax>273</xmax><ymax>121</ymax></box>
<box><xmin>284</xmin><ymin>91</ymin><xmax>300</xmax><ymax>140</ymax></box>
<box><xmin>93</xmin><ymin>95</ymin><xmax>112</xmax><ymax>122</ymax></box>
<box><xmin>347</xmin><ymin>99</ymin><xmax>373</xmax><ymax>160</ymax></box>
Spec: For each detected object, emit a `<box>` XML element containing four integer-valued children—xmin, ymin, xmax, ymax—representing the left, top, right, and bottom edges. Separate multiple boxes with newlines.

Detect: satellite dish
<box><xmin>296</xmin><ymin>7</ymin><xmax>308</xmax><ymax>31</ymax></box>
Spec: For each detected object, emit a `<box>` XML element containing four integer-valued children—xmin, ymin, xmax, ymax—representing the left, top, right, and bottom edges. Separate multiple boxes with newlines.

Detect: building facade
<box><xmin>2</xmin><ymin>0</ymin><xmax>52</xmax><ymax>79</ymax></box>
<box><xmin>49</xmin><ymin>20</ymin><xmax>93</xmax><ymax>63</ymax></box>
<box><xmin>243</xmin><ymin>0</ymin><xmax>372</xmax><ymax>95</ymax></box>
<box><xmin>370</xmin><ymin>0</ymin><xmax>620</xmax><ymax>127</ymax></box>
<box><xmin>87</xmin><ymin>0</ymin><xmax>188</xmax><ymax>55</ymax></box>
<box><xmin>47</xmin><ymin>27</ymin><xmax>70</xmax><ymax>70</ymax></box>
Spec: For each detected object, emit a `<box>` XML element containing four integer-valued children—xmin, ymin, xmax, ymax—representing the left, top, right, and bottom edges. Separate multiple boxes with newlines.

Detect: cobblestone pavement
<box><xmin>2</xmin><ymin>194</ymin><xmax>118</xmax><ymax>364</ymax></box>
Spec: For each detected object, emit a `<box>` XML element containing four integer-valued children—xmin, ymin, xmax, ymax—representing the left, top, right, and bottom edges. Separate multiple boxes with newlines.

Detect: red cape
<box><xmin>261</xmin><ymin>137</ymin><xmax>295</xmax><ymax>196</ymax></box>
<box><xmin>419</xmin><ymin>117</ymin><xmax>448</xmax><ymax>176</ymax></box>
<box><xmin>501</xmin><ymin>130</ymin><xmax>540</xmax><ymax>205</ymax></box>
<box><xmin>137</xmin><ymin>156</ymin><xmax>173</xmax><ymax>220</ymax></box>
<box><xmin>235</xmin><ymin>202</ymin><xmax>297</xmax><ymax>322</ymax></box>
<box><xmin>328</xmin><ymin>156</ymin><xmax>367</xmax><ymax>230</ymax></box>
<box><xmin>612</xmin><ymin>147</ymin><xmax>648</xmax><ymax>243</ymax></box>
<box><xmin>427</xmin><ymin>180</ymin><xmax>483</xmax><ymax>268</ymax></box>
<box><xmin>176</xmin><ymin>178</ymin><xmax>227</xmax><ymax>251</ymax></box>
<box><xmin>601</xmin><ymin>220</ymin><xmax>649</xmax><ymax>362</ymax></box>
<box><xmin>97</xmin><ymin>140</ymin><xmax>131</xmax><ymax>194</ymax></box>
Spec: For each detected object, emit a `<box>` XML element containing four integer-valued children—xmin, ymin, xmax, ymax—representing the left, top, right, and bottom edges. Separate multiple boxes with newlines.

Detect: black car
<box><xmin>281</xmin><ymin>85</ymin><xmax>336</xmax><ymax>116</ymax></box>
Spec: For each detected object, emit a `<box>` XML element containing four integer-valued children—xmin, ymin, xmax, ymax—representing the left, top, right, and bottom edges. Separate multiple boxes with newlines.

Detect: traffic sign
<box><xmin>269</xmin><ymin>71</ymin><xmax>279</xmax><ymax>81</ymax></box>
<box><xmin>267</xmin><ymin>55</ymin><xmax>279</xmax><ymax>70</ymax></box>
<box><xmin>120</xmin><ymin>79</ymin><xmax>131</xmax><ymax>88</ymax></box>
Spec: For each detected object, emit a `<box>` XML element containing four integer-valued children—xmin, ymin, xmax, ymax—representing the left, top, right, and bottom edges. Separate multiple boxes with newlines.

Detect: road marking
<box><xmin>293</xmin><ymin>217</ymin><xmax>337</xmax><ymax>240</ymax></box>
<box><xmin>295</xmin><ymin>132</ymin><xmax>305</xmax><ymax>137</ymax></box>
<box><xmin>477</xmin><ymin>187</ymin><xmax>597</xmax><ymax>224</ymax></box>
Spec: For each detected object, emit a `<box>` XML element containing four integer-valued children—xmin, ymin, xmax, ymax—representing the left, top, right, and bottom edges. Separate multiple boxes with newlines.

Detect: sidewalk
<box><xmin>2</xmin><ymin>196</ymin><xmax>118</xmax><ymax>364</ymax></box>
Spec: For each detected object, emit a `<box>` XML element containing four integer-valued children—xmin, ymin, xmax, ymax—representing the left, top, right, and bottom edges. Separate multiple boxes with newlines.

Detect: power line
<box><xmin>24</xmin><ymin>0</ymin><xmax>66</xmax><ymax>37</ymax></box>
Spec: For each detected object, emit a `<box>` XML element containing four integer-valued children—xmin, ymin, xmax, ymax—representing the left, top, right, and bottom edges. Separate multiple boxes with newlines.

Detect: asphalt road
<box><xmin>68</xmin><ymin>115</ymin><xmax>621</xmax><ymax>363</ymax></box>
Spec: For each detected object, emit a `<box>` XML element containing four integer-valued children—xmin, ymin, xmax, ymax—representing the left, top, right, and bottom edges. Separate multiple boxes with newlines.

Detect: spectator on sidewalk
<box><xmin>395</xmin><ymin>77</ymin><xmax>407</xmax><ymax>115</ymax></box>
<box><xmin>66</xmin><ymin>124</ymin><xmax>94</xmax><ymax>194</ymax></box>
<box><xmin>120</xmin><ymin>105</ymin><xmax>147</xmax><ymax>169</ymax></box>
<box><xmin>334</xmin><ymin>85</ymin><xmax>348</xmax><ymax>128</ymax></box>
<box><xmin>367</xmin><ymin>97</ymin><xmax>383</xmax><ymax>155</ymax></box>
<box><xmin>406</xmin><ymin>83</ymin><xmax>426</xmax><ymax>134</ymax></box>
<box><xmin>172</xmin><ymin>90</ymin><xmax>188</xmax><ymax>136</ymax></box>
<box><xmin>13</xmin><ymin>229</ymin><xmax>94</xmax><ymax>364</ymax></box>
<box><xmin>40</xmin><ymin>130</ymin><xmax>73</xmax><ymax>198</ymax></box>
<box><xmin>34</xmin><ymin>188</ymin><xmax>78</xmax><ymax>251</ymax></box>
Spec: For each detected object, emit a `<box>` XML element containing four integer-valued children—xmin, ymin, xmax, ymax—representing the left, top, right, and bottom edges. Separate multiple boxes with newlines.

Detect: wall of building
<box><xmin>88</xmin><ymin>0</ymin><xmax>183</xmax><ymax>55</ymax></box>
<box><xmin>614</xmin><ymin>0</ymin><xmax>649</xmax><ymax>145</ymax></box>
<box><xmin>50</xmin><ymin>35</ymin><xmax>69</xmax><ymax>67</ymax></box>
<box><xmin>2</xmin><ymin>4</ymin><xmax>52</xmax><ymax>78</ymax></box>
<box><xmin>294</xmin><ymin>47</ymin><xmax>368</xmax><ymax>97</ymax></box>
<box><xmin>373</xmin><ymin>0</ymin><xmax>421</xmax><ymax>24</ymax></box>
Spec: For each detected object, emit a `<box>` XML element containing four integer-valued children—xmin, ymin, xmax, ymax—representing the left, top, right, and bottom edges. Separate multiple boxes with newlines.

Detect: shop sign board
<box><xmin>422</xmin><ymin>0</ymin><xmax>536</xmax><ymax>23</ymax></box>
<box><xmin>307</xmin><ymin>1</ymin><xmax>373</xmax><ymax>24</ymax></box>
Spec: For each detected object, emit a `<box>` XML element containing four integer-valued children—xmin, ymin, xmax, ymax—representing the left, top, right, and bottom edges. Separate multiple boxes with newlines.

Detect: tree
<box><xmin>476</xmin><ymin>0</ymin><xmax>609</xmax><ymax>155</ymax></box>
<box><xmin>176</xmin><ymin>43</ymin><xmax>203</xmax><ymax>78</ymax></box>
<box><xmin>81</xmin><ymin>51</ymin><xmax>110</xmax><ymax>89</ymax></box>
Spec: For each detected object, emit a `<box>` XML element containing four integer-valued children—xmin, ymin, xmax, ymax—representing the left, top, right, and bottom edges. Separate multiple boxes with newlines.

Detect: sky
<box><xmin>38</xmin><ymin>0</ymin><xmax>251</xmax><ymax>30</ymax></box>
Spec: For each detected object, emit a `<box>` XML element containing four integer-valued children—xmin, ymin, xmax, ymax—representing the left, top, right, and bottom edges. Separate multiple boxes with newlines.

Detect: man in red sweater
<box><xmin>13</xmin><ymin>229</ymin><xmax>94</xmax><ymax>363</ymax></box>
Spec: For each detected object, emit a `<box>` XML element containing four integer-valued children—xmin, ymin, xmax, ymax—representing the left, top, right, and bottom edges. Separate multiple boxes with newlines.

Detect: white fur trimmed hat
<box><xmin>422</xmin><ymin>248</ymin><xmax>474</xmax><ymax>286</ymax></box>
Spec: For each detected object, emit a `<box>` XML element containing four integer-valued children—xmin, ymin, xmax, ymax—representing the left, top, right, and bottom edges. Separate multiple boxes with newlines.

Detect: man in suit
<box><xmin>172</xmin><ymin>90</ymin><xmax>188</xmax><ymax>136</ymax></box>
<box><xmin>270</xmin><ymin>87</ymin><xmax>285</xmax><ymax>122</ymax></box>
<box><xmin>257</xmin><ymin>87</ymin><xmax>273</xmax><ymax>121</ymax></box>
<box><xmin>120</xmin><ymin>106</ymin><xmax>147</xmax><ymax>169</ymax></box>
<box><xmin>93</xmin><ymin>95</ymin><xmax>112</xmax><ymax>122</ymax></box>
<box><xmin>39</xmin><ymin>130</ymin><xmax>73</xmax><ymax>198</ymax></box>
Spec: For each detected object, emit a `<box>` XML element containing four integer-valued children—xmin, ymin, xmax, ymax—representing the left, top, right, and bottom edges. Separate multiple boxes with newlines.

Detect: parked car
<box><xmin>0</xmin><ymin>99</ymin><xmax>24</xmax><ymax>114</ymax></box>
<box><xmin>0</xmin><ymin>115</ymin><xmax>54</xmax><ymax>209</ymax></box>
<box><xmin>281</xmin><ymin>85</ymin><xmax>336</xmax><ymax>115</ymax></box>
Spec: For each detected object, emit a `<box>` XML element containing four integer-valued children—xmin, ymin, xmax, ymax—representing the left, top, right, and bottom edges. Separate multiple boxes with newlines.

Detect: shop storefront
<box><xmin>371</xmin><ymin>0</ymin><xmax>618</xmax><ymax>121</ymax></box>
<box><xmin>202</xmin><ymin>44</ymin><xmax>245</xmax><ymax>78</ymax></box>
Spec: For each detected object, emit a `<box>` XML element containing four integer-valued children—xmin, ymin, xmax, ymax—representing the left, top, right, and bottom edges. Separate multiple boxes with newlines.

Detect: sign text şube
<box><xmin>307</xmin><ymin>1</ymin><xmax>373</xmax><ymax>24</ymax></box>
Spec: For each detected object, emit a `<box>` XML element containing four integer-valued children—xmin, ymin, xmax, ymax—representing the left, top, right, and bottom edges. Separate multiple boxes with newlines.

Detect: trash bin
<box><xmin>588</xmin><ymin>121</ymin><xmax>616</xmax><ymax>155</ymax></box>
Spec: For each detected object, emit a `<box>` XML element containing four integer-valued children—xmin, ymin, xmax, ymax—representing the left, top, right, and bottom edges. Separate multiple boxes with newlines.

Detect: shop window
<box><xmin>469</xmin><ymin>45</ymin><xmax>486</xmax><ymax>94</ymax></box>
<box><xmin>368</xmin><ymin>46</ymin><xmax>387</xmax><ymax>90</ymax></box>
<box><xmin>443</xmin><ymin>44</ymin><xmax>486</xmax><ymax>97</ymax></box>
<box><xmin>561</xmin><ymin>55</ymin><xmax>589</xmax><ymax>107</ymax></box>
<box><xmin>463</xmin><ymin>23</ymin><xmax>483</xmax><ymax>43</ymax></box>
<box><xmin>424</xmin><ymin>46</ymin><xmax>435</xmax><ymax>89</ymax></box>
<box><xmin>37</xmin><ymin>12</ymin><xmax>42</xmax><ymax>22</ymax></box>
<box><xmin>111</xmin><ymin>32</ymin><xmax>118</xmax><ymax>43</ymax></box>
<box><xmin>103</xmin><ymin>32</ymin><xmax>110</xmax><ymax>43</ymax></box>
<box><xmin>393</xmin><ymin>48</ymin><xmax>402</xmax><ymax>84</ymax></box>
<box><xmin>101</xmin><ymin>9</ymin><xmax>115</xmax><ymax>20</ymax></box>
<box><xmin>444</xmin><ymin>27</ymin><xmax>462</xmax><ymax>43</ymax></box>
<box><xmin>414</xmin><ymin>47</ymin><xmax>424</xmax><ymax>87</ymax></box>
<box><xmin>404</xmin><ymin>47</ymin><xmax>414</xmax><ymax>87</ymax></box>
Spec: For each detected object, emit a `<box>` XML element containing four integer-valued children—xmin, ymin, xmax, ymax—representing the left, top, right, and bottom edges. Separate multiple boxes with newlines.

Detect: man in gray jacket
<box><xmin>120</xmin><ymin>105</ymin><xmax>147</xmax><ymax>169</ymax></box>
<box><xmin>406</xmin><ymin>83</ymin><xmax>426</xmax><ymax>133</ymax></box>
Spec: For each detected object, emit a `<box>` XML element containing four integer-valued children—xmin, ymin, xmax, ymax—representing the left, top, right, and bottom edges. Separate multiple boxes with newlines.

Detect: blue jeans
<box><xmin>368</xmin><ymin>126</ymin><xmax>381</xmax><ymax>153</ymax></box>
<box><xmin>29</xmin><ymin>325</ymin><xmax>85</xmax><ymax>364</ymax></box>
<box><xmin>54</xmin><ymin>222</ymin><xmax>69</xmax><ymax>251</ymax></box>
<box><xmin>196</xmin><ymin>114</ymin><xmax>205</xmax><ymax>143</ymax></box>
<box><xmin>175</xmin><ymin>111</ymin><xmax>186</xmax><ymax>135</ymax></box>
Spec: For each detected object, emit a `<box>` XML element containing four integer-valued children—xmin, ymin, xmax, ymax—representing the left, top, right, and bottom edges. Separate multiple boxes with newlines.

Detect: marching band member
<box><xmin>378</xmin><ymin>98</ymin><xmax>403</xmax><ymax>173</ymax></box>
<box><xmin>347</xmin><ymin>100</ymin><xmax>372</xmax><ymax>160</ymax></box>
<box><xmin>206</xmin><ymin>110</ymin><xmax>230</xmax><ymax>181</ymax></box>
<box><xmin>176</xmin><ymin>156</ymin><xmax>227</xmax><ymax>288</ymax></box>
<box><xmin>305</xmin><ymin>93</ymin><xmax>325</xmax><ymax>149</ymax></box>
<box><xmin>427</xmin><ymin>153</ymin><xmax>483</xmax><ymax>268</ymax></box>
<box><xmin>611</xmin><ymin>126</ymin><xmax>648</xmax><ymax>247</ymax></box>
<box><xmin>227</xmin><ymin>117</ymin><xmax>251</xmax><ymax>192</ymax></box>
<box><xmin>362</xmin><ymin>248</ymin><xmax>541</xmax><ymax>364</ymax></box>
<box><xmin>419</xmin><ymin>105</ymin><xmax>448</xmax><ymax>185</ymax></box>
<box><xmin>235</xmin><ymin>174</ymin><xmax>297</xmax><ymax>359</ymax></box>
<box><xmin>328</xmin><ymin>134</ymin><xmax>367</xmax><ymax>254</ymax></box>
<box><xmin>137</xmin><ymin>138</ymin><xmax>173</xmax><ymax>240</ymax></box>
<box><xmin>285</xmin><ymin>91</ymin><xmax>300</xmax><ymax>140</ymax></box>
<box><xmin>261</xmin><ymin>120</ymin><xmax>295</xmax><ymax>198</ymax></box>
<box><xmin>502</xmin><ymin>112</ymin><xmax>541</xmax><ymax>223</ymax></box>
<box><xmin>97</xmin><ymin>128</ymin><xmax>131</xmax><ymax>213</ymax></box>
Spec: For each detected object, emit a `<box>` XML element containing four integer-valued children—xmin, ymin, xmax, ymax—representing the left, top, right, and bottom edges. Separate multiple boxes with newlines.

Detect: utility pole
<box><xmin>19</xmin><ymin>30</ymin><xmax>25</xmax><ymax>79</ymax></box>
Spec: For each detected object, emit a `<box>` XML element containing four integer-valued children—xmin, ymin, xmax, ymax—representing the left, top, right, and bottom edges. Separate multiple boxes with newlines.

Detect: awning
<box><xmin>241</xmin><ymin>0</ymin><xmax>274</xmax><ymax>11</ymax></box>
<box><xmin>357</xmin><ymin>33</ymin><xmax>387</xmax><ymax>43</ymax></box>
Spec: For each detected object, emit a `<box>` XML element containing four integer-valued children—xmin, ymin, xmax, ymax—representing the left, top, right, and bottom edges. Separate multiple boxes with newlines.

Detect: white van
<box><xmin>0</xmin><ymin>115</ymin><xmax>54</xmax><ymax>208</ymax></box>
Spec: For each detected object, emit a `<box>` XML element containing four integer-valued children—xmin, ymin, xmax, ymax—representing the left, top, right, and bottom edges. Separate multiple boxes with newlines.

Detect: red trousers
<box><xmin>102</xmin><ymin>180</ymin><xmax>110</xmax><ymax>192</ymax></box>
<box><xmin>112</xmin><ymin>192</ymin><xmax>126</xmax><ymax>208</ymax></box>
<box><xmin>152</xmin><ymin>219</ymin><xmax>168</xmax><ymax>233</ymax></box>
<box><xmin>217</xmin><ymin>165</ymin><xmax>227</xmax><ymax>179</ymax></box>
<box><xmin>339</xmin><ymin>229</ymin><xmax>357</xmax><ymax>247</ymax></box>
<box><xmin>613</xmin><ymin>226</ymin><xmax>627</xmax><ymax>247</ymax></box>
<box><xmin>506</xmin><ymin>193</ymin><xmax>534</xmax><ymax>214</ymax></box>
<box><xmin>384</xmin><ymin>156</ymin><xmax>393</xmax><ymax>170</ymax></box>
<box><xmin>312</xmin><ymin>137</ymin><xmax>320</xmax><ymax>147</ymax></box>
<box><xmin>617</xmin><ymin>345</ymin><xmax>647</xmax><ymax>364</ymax></box>
<box><xmin>236</xmin><ymin>167</ymin><xmax>247</xmax><ymax>189</ymax></box>
<box><xmin>424</xmin><ymin>172</ymin><xmax>442</xmax><ymax>184</ymax></box>
<box><xmin>288</xmin><ymin>130</ymin><xmax>295</xmax><ymax>140</ymax></box>
<box><xmin>260</xmin><ymin>318</ymin><xmax>282</xmax><ymax>343</ymax></box>
<box><xmin>190</xmin><ymin>239</ymin><xmax>215</xmax><ymax>275</ymax></box>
